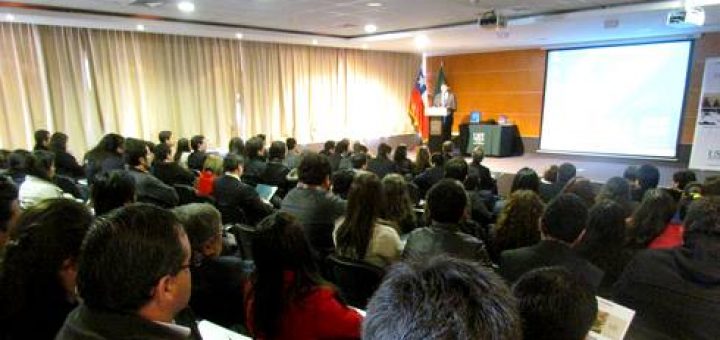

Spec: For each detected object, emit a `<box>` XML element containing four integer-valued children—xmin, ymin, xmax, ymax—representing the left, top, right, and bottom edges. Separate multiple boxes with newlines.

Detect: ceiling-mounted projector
<box><xmin>667</xmin><ymin>7</ymin><xmax>706</xmax><ymax>27</ymax></box>
<box><xmin>478</xmin><ymin>10</ymin><xmax>507</xmax><ymax>29</ymax></box>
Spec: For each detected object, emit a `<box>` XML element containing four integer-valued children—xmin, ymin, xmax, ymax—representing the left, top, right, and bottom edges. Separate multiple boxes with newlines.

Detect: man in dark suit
<box><xmin>367</xmin><ymin>143</ymin><xmax>396</xmax><ymax>179</ymax></box>
<box><xmin>213</xmin><ymin>154</ymin><xmax>273</xmax><ymax>226</ymax></box>
<box><xmin>260</xmin><ymin>141</ymin><xmax>291</xmax><ymax>198</ymax></box>
<box><xmin>413</xmin><ymin>153</ymin><xmax>446</xmax><ymax>199</ymax></box>
<box><xmin>499</xmin><ymin>193</ymin><xmax>604</xmax><ymax>289</ymax></box>
<box><xmin>466</xmin><ymin>146</ymin><xmax>497</xmax><ymax>194</ymax></box>
<box><xmin>187</xmin><ymin>135</ymin><xmax>208</xmax><ymax>172</ymax></box>
<box><xmin>433</xmin><ymin>84</ymin><xmax>457</xmax><ymax>142</ymax></box>
<box><xmin>124</xmin><ymin>138</ymin><xmax>179</xmax><ymax>208</ymax></box>
<box><xmin>539</xmin><ymin>162</ymin><xmax>576</xmax><ymax>202</ymax></box>
<box><xmin>329</xmin><ymin>139</ymin><xmax>351</xmax><ymax>172</ymax></box>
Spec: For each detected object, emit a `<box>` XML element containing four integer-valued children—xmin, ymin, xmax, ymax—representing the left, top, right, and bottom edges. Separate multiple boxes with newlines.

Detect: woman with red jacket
<box><xmin>245</xmin><ymin>212</ymin><xmax>362</xmax><ymax>340</ymax></box>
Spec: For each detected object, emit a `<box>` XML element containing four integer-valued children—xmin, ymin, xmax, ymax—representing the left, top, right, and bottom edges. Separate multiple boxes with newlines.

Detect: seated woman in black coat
<box><xmin>49</xmin><ymin>132</ymin><xmax>85</xmax><ymax>179</ymax></box>
<box><xmin>173</xmin><ymin>203</ymin><xmax>247</xmax><ymax>330</ymax></box>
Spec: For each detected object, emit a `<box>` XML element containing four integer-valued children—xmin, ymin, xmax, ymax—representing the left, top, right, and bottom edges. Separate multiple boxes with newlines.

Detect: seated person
<box><xmin>124</xmin><ymin>138</ymin><xmax>179</xmax><ymax>208</ymax></box>
<box><xmin>245</xmin><ymin>212</ymin><xmax>362</xmax><ymax>339</ymax></box>
<box><xmin>0</xmin><ymin>199</ymin><xmax>92</xmax><ymax>339</ymax></box>
<box><xmin>50</xmin><ymin>132</ymin><xmax>85</xmax><ymax>179</ymax></box>
<box><xmin>329</xmin><ymin>139</ymin><xmax>351</xmax><ymax>172</ymax></box>
<box><xmin>213</xmin><ymin>154</ymin><xmax>273</xmax><ymax>226</ymax></box>
<box><xmin>363</xmin><ymin>256</ymin><xmax>521</xmax><ymax>339</ymax></box>
<box><xmin>334</xmin><ymin>172</ymin><xmax>402</xmax><ymax>268</ymax></box>
<box><xmin>499</xmin><ymin>194</ymin><xmax>604</xmax><ymax>289</ymax></box>
<box><xmin>90</xmin><ymin>170</ymin><xmax>136</xmax><ymax>216</ymax></box>
<box><xmin>56</xmin><ymin>204</ymin><xmax>199</xmax><ymax>339</ymax></box>
<box><xmin>196</xmin><ymin>154</ymin><xmax>223</xmax><ymax>197</ymax></box>
<box><xmin>173</xmin><ymin>203</ymin><xmax>246</xmax><ymax>329</ymax></box>
<box><xmin>539</xmin><ymin>162</ymin><xmax>575</xmax><ymax>202</ymax></box>
<box><xmin>18</xmin><ymin>150</ymin><xmax>69</xmax><ymax>208</ymax></box>
<box><xmin>260</xmin><ymin>141</ymin><xmax>290</xmax><ymax>197</ymax></box>
<box><xmin>466</xmin><ymin>146</ymin><xmax>497</xmax><ymax>194</ymax></box>
<box><xmin>331</xmin><ymin>169</ymin><xmax>355</xmax><ymax>200</ymax></box>
<box><xmin>403</xmin><ymin>179</ymin><xmax>491</xmax><ymax>265</ymax></box>
<box><xmin>281</xmin><ymin>152</ymin><xmax>346</xmax><ymax>256</ymax></box>
<box><xmin>187</xmin><ymin>135</ymin><xmax>208</xmax><ymax>172</ymax></box>
<box><xmin>367</xmin><ymin>143</ymin><xmax>396</xmax><ymax>179</ymax></box>
<box><xmin>614</xmin><ymin>196</ymin><xmax>720</xmax><ymax>340</ymax></box>
<box><xmin>513</xmin><ymin>267</ymin><xmax>598</xmax><ymax>340</ymax></box>
<box><xmin>242</xmin><ymin>137</ymin><xmax>267</xmax><ymax>187</ymax></box>
<box><xmin>413</xmin><ymin>153</ymin><xmax>445</xmax><ymax>199</ymax></box>
<box><xmin>152</xmin><ymin>143</ymin><xmax>195</xmax><ymax>187</ymax></box>
<box><xmin>0</xmin><ymin>177</ymin><xmax>21</xmax><ymax>250</ymax></box>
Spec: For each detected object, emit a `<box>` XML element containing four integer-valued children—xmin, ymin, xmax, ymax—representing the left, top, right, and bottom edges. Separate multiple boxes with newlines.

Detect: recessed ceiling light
<box><xmin>235</xmin><ymin>33</ymin><xmax>244</xmax><ymax>39</ymax></box>
<box><xmin>367</xmin><ymin>2</ymin><xmax>383</xmax><ymax>7</ymax></box>
<box><xmin>414</xmin><ymin>34</ymin><xmax>430</xmax><ymax>49</ymax></box>
<box><xmin>136</xmin><ymin>24</ymin><xmax>145</xmax><ymax>31</ymax></box>
<box><xmin>364</xmin><ymin>24</ymin><xmax>377</xmax><ymax>33</ymax></box>
<box><xmin>177</xmin><ymin>1</ymin><xmax>195</xmax><ymax>13</ymax></box>
<box><xmin>362</xmin><ymin>43</ymin><xmax>369</xmax><ymax>49</ymax></box>
<box><xmin>5</xmin><ymin>14</ymin><xmax>15</xmax><ymax>21</ymax></box>
<box><xmin>312</xmin><ymin>39</ymin><xmax>319</xmax><ymax>45</ymax></box>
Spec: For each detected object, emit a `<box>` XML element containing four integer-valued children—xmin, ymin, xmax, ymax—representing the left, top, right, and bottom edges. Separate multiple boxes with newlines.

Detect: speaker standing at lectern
<box><xmin>433</xmin><ymin>84</ymin><xmax>457</xmax><ymax>142</ymax></box>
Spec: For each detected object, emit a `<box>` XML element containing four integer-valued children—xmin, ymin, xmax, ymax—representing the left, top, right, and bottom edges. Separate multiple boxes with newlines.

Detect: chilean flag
<box><xmin>408</xmin><ymin>69</ymin><xmax>428</xmax><ymax>138</ymax></box>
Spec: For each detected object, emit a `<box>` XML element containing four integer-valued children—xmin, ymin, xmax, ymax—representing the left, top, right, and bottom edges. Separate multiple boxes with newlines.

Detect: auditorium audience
<box><xmin>368</xmin><ymin>143</ymin><xmax>396</xmax><ymax>179</ymax></box>
<box><xmin>672</xmin><ymin>169</ymin><xmax>697</xmax><ymax>191</ymax></box>
<box><xmin>33</xmin><ymin>129</ymin><xmax>50</xmax><ymax>151</ymax></box>
<box><xmin>18</xmin><ymin>150</ymin><xmax>68</xmax><ymax>208</ymax></box>
<box><xmin>597</xmin><ymin>176</ymin><xmax>637</xmax><ymax>217</ymax></box>
<box><xmin>281</xmin><ymin>152</ymin><xmax>346</xmax><ymax>256</ymax></box>
<box><xmin>631</xmin><ymin>163</ymin><xmax>660</xmax><ymax>201</ymax></box>
<box><xmin>246</xmin><ymin>212</ymin><xmax>362</xmax><ymax>340</ymax></box>
<box><xmin>284</xmin><ymin>137</ymin><xmax>301</xmax><ymax>169</ymax></box>
<box><xmin>561</xmin><ymin>176</ymin><xmax>596</xmax><ymax>207</ymax></box>
<box><xmin>467</xmin><ymin>146</ymin><xmax>497</xmax><ymax>194</ymax></box>
<box><xmin>380</xmin><ymin>174</ymin><xmax>417</xmax><ymax>235</ymax></box>
<box><xmin>213</xmin><ymin>154</ymin><xmax>273</xmax><ymax>226</ymax></box>
<box><xmin>440</xmin><ymin>140</ymin><xmax>455</xmax><ymax>163</ymax></box>
<box><xmin>152</xmin><ymin>143</ymin><xmax>195</xmax><ymax>187</ymax></box>
<box><xmin>124</xmin><ymin>138</ymin><xmax>179</xmax><ymax>208</ymax></box>
<box><xmin>614</xmin><ymin>196</ymin><xmax>720</xmax><ymax>339</ymax></box>
<box><xmin>404</xmin><ymin>179</ymin><xmax>491</xmax><ymax>264</ymax></box>
<box><xmin>90</xmin><ymin>170</ymin><xmax>136</xmax><ymax>216</ymax></box>
<box><xmin>413</xmin><ymin>153</ymin><xmax>445</xmax><ymax>198</ymax></box>
<box><xmin>5</xmin><ymin>149</ymin><xmax>31</xmax><ymax>185</ymax></box>
<box><xmin>329</xmin><ymin>139</ymin><xmax>351</xmax><ymax>172</ymax></box>
<box><xmin>623</xmin><ymin>165</ymin><xmax>639</xmax><ymax>187</ymax></box>
<box><xmin>196</xmin><ymin>154</ymin><xmax>223</xmax><ymax>197</ymax></box>
<box><xmin>56</xmin><ymin>204</ymin><xmax>199</xmax><ymax>339</ymax></box>
<box><xmin>363</xmin><ymin>257</ymin><xmax>521</xmax><ymax>339</ymax></box>
<box><xmin>228</xmin><ymin>137</ymin><xmax>245</xmax><ymax>157</ymax></box>
<box><xmin>513</xmin><ymin>267</ymin><xmax>598</xmax><ymax>340</ymax></box>
<box><xmin>627</xmin><ymin>188</ymin><xmax>680</xmax><ymax>250</ymax></box>
<box><xmin>50</xmin><ymin>132</ymin><xmax>85</xmax><ymax>179</ymax></box>
<box><xmin>0</xmin><ymin>178</ymin><xmax>20</xmax><ymax>251</ymax></box>
<box><xmin>413</xmin><ymin>145</ymin><xmax>431</xmax><ymax>175</ymax></box>
<box><xmin>243</xmin><ymin>137</ymin><xmax>268</xmax><ymax>186</ymax></box>
<box><xmin>540</xmin><ymin>162</ymin><xmax>575</xmax><ymax>202</ymax></box>
<box><xmin>444</xmin><ymin>157</ymin><xmax>492</xmax><ymax>229</ymax></box>
<box><xmin>494</xmin><ymin>167</ymin><xmax>540</xmax><ymax>214</ymax></box>
<box><xmin>260</xmin><ymin>141</ymin><xmax>290</xmax><ymax>197</ymax></box>
<box><xmin>334</xmin><ymin>172</ymin><xmax>402</xmax><ymax>268</ymax></box>
<box><xmin>187</xmin><ymin>134</ymin><xmax>208</xmax><ymax>171</ymax></box>
<box><xmin>542</xmin><ymin>164</ymin><xmax>558</xmax><ymax>184</ymax></box>
<box><xmin>174</xmin><ymin>137</ymin><xmax>191</xmax><ymax>167</ymax></box>
<box><xmin>489</xmin><ymin>190</ymin><xmax>544</xmax><ymax>262</ymax></box>
<box><xmin>173</xmin><ymin>203</ymin><xmax>246</xmax><ymax>329</ymax></box>
<box><xmin>158</xmin><ymin>130</ymin><xmax>174</xmax><ymax>147</ymax></box>
<box><xmin>499</xmin><ymin>193</ymin><xmax>604</xmax><ymax>289</ymax></box>
<box><xmin>392</xmin><ymin>144</ymin><xmax>413</xmax><ymax>176</ymax></box>
<box><xmin>83</xmin><ymin>133</ymin><xmax>124</xmax><ymax>183</ymax></box>
<box><xmin>576</xmin><ymin>200</ymin><xmax>634</xmax><ymax>296</ymax></box>
<box><xmin>0</xmin><ymin>199</ymin><xmax>92</xmax><ymax>339</ymax></box>
<box><xmin>350</xmin><ymin>152</ymin><xmax>368</xmax><ymax>172</ymax></box>
<box><xmin>331</xmin><ymin>169</ymin><xmax>355</xmax><ymax>200</ymax></box>
<box><xmin>319</xmin><ymin>140</ymin><xmax>335</xmax><ymax>157</ymax></box>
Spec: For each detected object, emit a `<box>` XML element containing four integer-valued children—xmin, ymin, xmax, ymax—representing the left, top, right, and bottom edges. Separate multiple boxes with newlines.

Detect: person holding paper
<box><xmin>433</xmin><ymin>84</ymin><xmax>457</xmax><ymax>142</ymax></box>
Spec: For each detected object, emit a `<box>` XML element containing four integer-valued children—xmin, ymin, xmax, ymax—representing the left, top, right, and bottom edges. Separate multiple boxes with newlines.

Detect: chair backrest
<box><xmin>225</xmin><ymin>224</ymin><xmax>256</xmax><ymax>261</ymax></box>
<box><xmin>326</xmin><ymin>254</ymin><xmax>385</xmax><ymax>309</ymax></box>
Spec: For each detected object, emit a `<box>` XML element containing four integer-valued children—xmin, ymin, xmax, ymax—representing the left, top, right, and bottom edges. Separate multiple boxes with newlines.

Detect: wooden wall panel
<box><xmin>427</xmin><ymin>32</ymin><xmax>720</xmax><ymax>145</ymax></box>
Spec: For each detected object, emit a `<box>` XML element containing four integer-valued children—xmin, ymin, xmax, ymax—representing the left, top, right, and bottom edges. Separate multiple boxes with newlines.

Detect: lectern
<box><xmin>426</xmin><ymin>107</ymin><xmax>449</xmax><ymax>152</ymax></box>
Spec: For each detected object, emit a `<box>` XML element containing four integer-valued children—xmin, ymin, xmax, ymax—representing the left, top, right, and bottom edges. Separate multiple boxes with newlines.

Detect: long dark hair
<box><xmin>228</xmin><ymin>137</ymin><xmax>245</xmax><ymax>157</ymax></box>
<box><xmin>85</xmin><ymin>133</ymin><xmax>124</xmax><ymax>163</ymax></box>
<box><xmin>336</xmin><ymin>172</ymin><xmax>384</xmax><ymax>260</ymax></box>
<box><xmin>250</xmin><ymin>212</ymin><xmax>325</xmax><ymax>339</ymax></box>
<box><xmin>627</xmin><ymin>189</ymin><xmax>676</xmax><ymax>248</ymax></box>
<box><xmin>576</xmin><ymin>200</ymin><xmax>627</xmax><ymax>261</ymax></box>
<box><xmin>414</xmin><ymin>146</ymin><xmax>431</xmax><ymax>173</ymax></box>
<box><xmin>174</xmin><ymin>138</ymin><xmax>191</xmax><ymax>163</ymax></box>
<box><xmin>511</xmin><ymin>167</ymin><xmax>540</xmax><ymax>193</ymax></box>
<box><xmin>0</xmin><ymin>199</ymin><xmax>92</xmax><ymax>336</ymax></box>
<box><xmin>494</xmin><ymin>190</ymin><xmax>544</xmax><ymax>253</ymax></box>
<box><xmin>380</xmin><ymin>174</ymin><xmax>416</xmax><ymax>234</ymax></box>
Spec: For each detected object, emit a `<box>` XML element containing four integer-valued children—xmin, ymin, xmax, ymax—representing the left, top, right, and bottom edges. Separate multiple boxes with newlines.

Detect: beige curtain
<box><xmin>241</xmin><ymin>41</ymin><xmax>420</xmax><ymax>143</ymax></box>
<box><xmin>0</xmin><ymin>23</ymin><xmax>420</xmax><ymax>154</ymax></box>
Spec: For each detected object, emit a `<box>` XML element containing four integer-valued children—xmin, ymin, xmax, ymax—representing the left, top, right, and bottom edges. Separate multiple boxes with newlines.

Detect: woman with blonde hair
<box><xmin>196</xmin><ymin>154</ymin><xmax>223</xmax><ymax>196</ymax></box>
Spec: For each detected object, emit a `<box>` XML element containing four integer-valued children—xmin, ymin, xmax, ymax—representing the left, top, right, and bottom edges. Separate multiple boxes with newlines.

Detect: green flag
<box><xmin>434</xmin><ymin>65</ymin><xmax>446</xmax><ymax>98</ymax></box>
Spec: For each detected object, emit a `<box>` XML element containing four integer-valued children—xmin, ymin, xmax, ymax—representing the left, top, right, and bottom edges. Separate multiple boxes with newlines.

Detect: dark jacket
<box><xmin>394</xmin><ymin>159</ymin><xmax>413</xmax><ymax>176</ymax></box>
<box><xmin>413</xmin><ymin>166</ymin><xmax>444</xmax><ymax>198</ymax></box>
<box><xmin>614</xmin><ymin>237</ymin><xmax>720</xmax><ymax>340</ymax></box>
<box><xmin>329</xmin><ymin>153</ymin><xmax>350</xmax><ymax>173</ymax></box>
<box><xmin>403</xmin><ymin>223</ymin><xmax>492</xmax><ymax>265</ymax></box>
<box><xmin>367</xmin><ymin>157</ymin><xmax>397</xmax><ymax>179</ymax></box>
<box><xmin>539</xmin><ymin>181</ymin><xmax>565</xmax><ymax>202</ymax></box>
<box><xmin>56</xmin><ymin>304</ymin><xmax>198</xmax><ymax>340</ymax></box>
<box><xmin>242</xmin><ymin>158</ymin><xmax>267</xmax><ymax>187</ymax></box>
<box><xmin>85</xmin><ymin>154</ymin><xmax>124</xmax><ymax>184</ymax></box>
<box><xmin>189</xmin><ymin>256</ymin><xmax>247</xmax><ymax>329</ymax></box>
<box><xmin>260</xmin><ymin>160</ymin><xmax>290</xmax><ymax>197</ymax></box>
<box><xmin>468</xmin><ymin>163</ymin><xmax>497</xmax><ymax>194</ymax></box>
<box><xmin>499</xmin><ymin>240</ymin><xmax>604</xmax><ymax>289</ymax></box>
<box><xmin>54</xmin><ymin>150</ymin><xmax>85</xmax><ymax>179</ymax></box>
<box><xmin>128</xmin><ymin>168</ymin><xmax>179</xmax><ymax>208</ymax></box>
<box><xmin>186</xmin><ymin>151</ymin><xmax>207</xmax><ymax>172</ymax></box>
<box><xmin>281</xmin><ymin>186</ymin><xmax>346</xmax><ymax>254</ymax></box>
<box><xmin>152</xmin><ymin>162</ymin><xmax>196</xmax><ymax>187</ymax></box>
<box><xmin>212</xmin><ymin>175</ymin><xmax>272</xmax><ymax>226</ymax></box>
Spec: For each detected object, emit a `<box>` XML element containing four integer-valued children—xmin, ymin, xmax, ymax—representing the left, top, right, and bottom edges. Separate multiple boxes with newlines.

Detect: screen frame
<box><xmin>538</xmin><ymin>39</ymin><xmax>695</xmax><ymax>160</ymax></box>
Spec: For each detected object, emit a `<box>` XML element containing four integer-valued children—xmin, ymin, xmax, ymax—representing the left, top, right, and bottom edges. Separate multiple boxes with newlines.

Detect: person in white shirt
<box><xmin>18</xmin><ymin>150</ymin><xmax>68</xmax><ymax>209</ymax></box>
